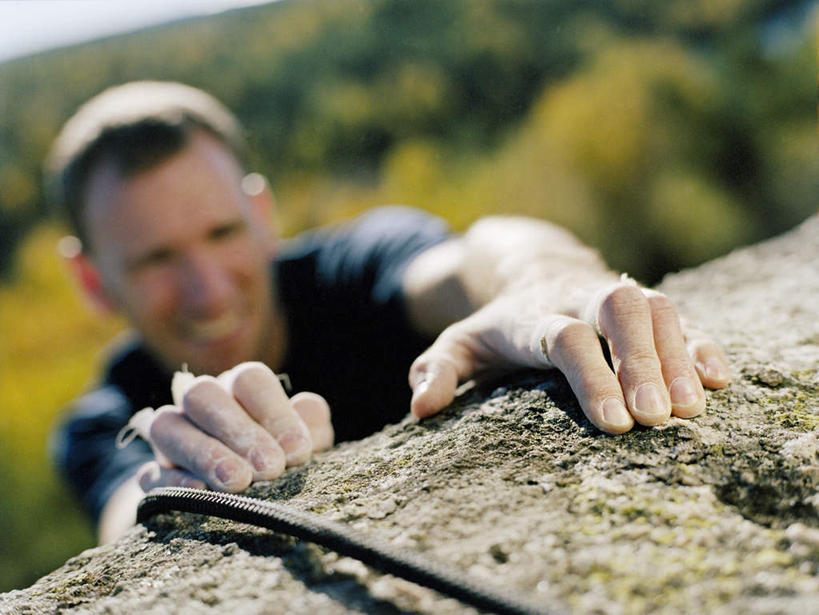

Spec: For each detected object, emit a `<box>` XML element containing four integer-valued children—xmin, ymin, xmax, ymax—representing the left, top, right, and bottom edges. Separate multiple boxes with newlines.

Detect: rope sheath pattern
<box><xmin>138</xmin><ymin>487</ymin><xmax>554</xmax><ymax>615</ymax></box>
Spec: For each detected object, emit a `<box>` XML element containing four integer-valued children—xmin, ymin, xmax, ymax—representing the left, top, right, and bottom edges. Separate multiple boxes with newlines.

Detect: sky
<box><xmin>0</xmin><ymin>0</ymin><xmax>275</xmax><ymax>64</ymax></box>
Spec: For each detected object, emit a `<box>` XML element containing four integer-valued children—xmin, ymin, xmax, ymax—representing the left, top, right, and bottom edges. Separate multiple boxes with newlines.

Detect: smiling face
<box><xmin>81</xmin><ymin>130</ymin><xmax>285</xmax><ymax>375</ymax></box>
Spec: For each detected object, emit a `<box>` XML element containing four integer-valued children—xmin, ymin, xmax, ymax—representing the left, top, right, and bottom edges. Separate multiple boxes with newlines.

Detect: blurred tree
<box><xmin>0</xmin><ymin>0</ymin><xmax>816</xmax><ymax>590</ymax></box>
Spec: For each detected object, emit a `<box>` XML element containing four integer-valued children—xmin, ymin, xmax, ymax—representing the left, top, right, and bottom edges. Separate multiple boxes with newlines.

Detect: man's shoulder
<box><xmin>279</xmin><ymin>206</ymin><xmax>450</xmax><ymax>271</ymax></box>
<box><xmin>63</xmin><ymin>385</ymin><xmax>131</xmax><ymax>422</ymax></box>
<box><xmin>282</xmin><ymin>206</ymin><xmax>449</xmax><ymax>252</ymax></box>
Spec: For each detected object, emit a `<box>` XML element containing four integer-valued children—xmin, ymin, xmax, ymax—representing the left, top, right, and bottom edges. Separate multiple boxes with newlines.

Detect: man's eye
<box><xmin>210</xmin><ymin>222</ymin><xmax>245</xmax><ymax>242</ymax></box>
<box><xmin>131</xmin><ymin>248</ymin><xmax>174</xmax><ymax>271</ymax></box>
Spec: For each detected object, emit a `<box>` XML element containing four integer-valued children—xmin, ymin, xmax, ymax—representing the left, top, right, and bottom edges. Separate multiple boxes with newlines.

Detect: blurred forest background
<box><xmin>0</xmin><ymin>0</ymin><xmax>816</xmax><ymax>592</ymax></box>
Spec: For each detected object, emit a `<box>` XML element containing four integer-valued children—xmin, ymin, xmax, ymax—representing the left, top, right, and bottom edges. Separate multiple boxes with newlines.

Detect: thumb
<box><xmin>409</xmin><ymin>334</ymin><xmax>474</xmax><ymax>419</ymax></box>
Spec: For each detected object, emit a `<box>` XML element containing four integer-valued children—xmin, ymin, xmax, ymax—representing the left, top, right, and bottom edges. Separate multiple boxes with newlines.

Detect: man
<box><xmin>47</xmin><ymin>81</ymin><xmax>730</xmax><ymax>543</ymax></box>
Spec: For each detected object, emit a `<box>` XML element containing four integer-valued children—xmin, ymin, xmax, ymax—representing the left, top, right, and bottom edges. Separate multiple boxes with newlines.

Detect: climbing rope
<box><xmin>138</xmin><ymin>487</ymin><xmax>554</xmax><ymax>615</ymax></box>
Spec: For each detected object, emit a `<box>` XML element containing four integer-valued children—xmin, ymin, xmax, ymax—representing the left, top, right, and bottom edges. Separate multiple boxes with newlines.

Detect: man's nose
<box><xmin>180</xmin><ymin>250</ymin><xmax>233</xmax><ymax>313</ymax></box>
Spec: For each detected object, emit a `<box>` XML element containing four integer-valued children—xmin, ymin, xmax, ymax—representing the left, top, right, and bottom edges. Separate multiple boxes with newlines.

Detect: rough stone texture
<box><xmin>2</xmin><ymin>215</ymin><xmax>817</xmax><ymax>615</ymax></box>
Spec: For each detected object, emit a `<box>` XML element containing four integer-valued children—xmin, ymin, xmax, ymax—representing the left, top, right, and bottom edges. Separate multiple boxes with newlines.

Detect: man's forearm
<box><xmin>97</xmin><ymin>474</ymin><xmax>144</xmax><ymax>544</ymax></box>
<box><xmin>457</xmin><ymin>216</ymin><xmax>618</xmax><ymax>314</ymax></box>
<box><xmin>404</xmin><ymin>216</ymin><xmax>619</xmax><ymax>338</ymax></box>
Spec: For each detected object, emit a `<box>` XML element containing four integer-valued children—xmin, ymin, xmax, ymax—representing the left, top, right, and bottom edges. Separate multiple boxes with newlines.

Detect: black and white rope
<box><xmin>138</xmin><ymin>487</ymin><xmax>554</xmax><ymax>615</ymax></box>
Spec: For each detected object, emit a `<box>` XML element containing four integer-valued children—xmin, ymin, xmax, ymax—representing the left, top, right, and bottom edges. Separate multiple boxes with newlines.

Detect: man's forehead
<box><xmin>82</xmin><ymin>135</ymin><xmax>247</xmax><ymax>253</ymax></box>
<box><xmin>84</xmin><ymin>130</ymin><xmax>242</xmax><ymax>210</ymax></box>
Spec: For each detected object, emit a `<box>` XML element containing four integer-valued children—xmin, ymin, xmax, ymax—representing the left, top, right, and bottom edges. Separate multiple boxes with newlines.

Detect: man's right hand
<box><xmin>135</xmin><ymin>362</ymin><xmax>334</xmax><ymax>493</ymax></box>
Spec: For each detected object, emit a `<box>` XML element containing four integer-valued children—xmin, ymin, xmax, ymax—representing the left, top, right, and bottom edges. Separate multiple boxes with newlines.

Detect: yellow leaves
<box><xmin>0</xmin><ymin>224</ymin><xmax>123</xmax><ymax>470</ymax></box>
<box><xmin>538</xmin><ymin>65</ymin><xmax>649</xmax><ymax>194</ymax></box>
<box><xmin>0</xmin><ymin>164</ymin><xmax>35</xmax><ymax>213</ymax></box>
<box><xmin>529</xmin><ymin>39</ymin><xmax>718</xmax><ymax>198</ymax></box>
<box><xmin>666</xmin><ymin>0</ymin><xmax>748</xmax><ymax>29</ymax></box>
<box><xmin>381</xmin><ymin>139</ymin><xmax>444</xmax><ymax>201</ymax></box>
<box><xmin>647</xmin><ymin>170</ymin><xmax>753</xmax><ymax>265</ymax></box>
<box><xmin>316</xmin><ymin>81</ymin><xmax>374</xmax><ymax>126</ymax></box>
<box><xmin>374</xmin><ymin>63</ymin><xmax>448</xmax><ymax>124</ymax></box>
<box><xmin>258</xmin><ymin>1</ymin><xmax>324</xmax><ymax>52</ymax></box>
<box><xmin>761</xmin><ymin>121</ymin><xmax>819</xmax><ymax>221</ymax></box>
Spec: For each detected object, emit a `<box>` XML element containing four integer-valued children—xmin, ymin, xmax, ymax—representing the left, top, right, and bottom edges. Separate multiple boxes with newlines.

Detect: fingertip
<box><xmin>629</xmin><ymin>382</ymin><xmax>672</xmax><ymax>426</ymax></box>
<box><xmin>689</xmin><ymin>339</ymin><xmax>731</xmax><ymax>389</ymax></box>
<box><xmin>695</xmin><ymin>359</ymin><xmax>731</xmax><ymax>389</ymax></box>
<box><xmin>213</xmin><ymin>459</ymin><xmax>253</xmax><ymax>492</ymax></box>
<box><xmin>670</xmin><ymin>388</ymin><xmax>706</xmax><ymax>419</ymax></box>
<box><xmin>137</xmin><ymin>463</ymin><xmax>208</xmax><ymax>492</ymax></box>
<box><xmin>182</xmin><ymin>477</ymin><xmax>208</xmax><ymax>490</ymax></box>
<box><xmin>410</xmin><ymin>379</ymin><xmax>450</xmax><ymax>419</ymax></box>
<box><xmin>283</xmin><ymin>440</ymin><xmax>312</xmax><ymax>467</ymax></box>
<box><xmin>411</xmin><ymin>359</ymin><xmax>461</xmax><ymax>418</ymax></box>
<box><xmin>291</xmin><ymin>392</ymin><xmax>334</xmax><ymax>451</ymax></box>
<box><xmin>600</xmin><ymin>421</ymin><xmax>634</xmax><ymax>435</ymax></box>
<box><xmin>291</xmin><ymin>392</ymin><xmax>331</xmax><ymax>425</ymax></box>
<box><xmin>249</xmin><ymin>442</ymin><xmax>287</xmax><ymax>479</ymax></box>
<box><xmin>669</xmin><ymin>375</ymin><xmax>707</xmax><ymax>418</ymax></box>
<box><xmin>410</xmin><ymin>379</ymin><xmax>440</xmax><ymax>419</ymax></box>
<box><xmin>595</xmin><ymin>397</ymin><xmax>634</xmax><ymax>435</ymax></box>
<box><xmin>137</xmin><ymin>461</ymin><xmax>160</xmax><ymax>492</ymax></box>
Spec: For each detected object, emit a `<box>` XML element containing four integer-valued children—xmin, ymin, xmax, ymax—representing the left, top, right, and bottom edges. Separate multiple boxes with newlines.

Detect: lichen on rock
<box><xmin>1</xmin><ymin>216</ymin><xmax>817</xmax><ymax>615</ymax></box>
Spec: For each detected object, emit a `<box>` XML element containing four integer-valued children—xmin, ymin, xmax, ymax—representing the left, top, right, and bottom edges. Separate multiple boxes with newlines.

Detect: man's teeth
<box><xmin>187</xmin><ymin>314</ymin><xmax>240</xmax><ymax>341</ymax></box>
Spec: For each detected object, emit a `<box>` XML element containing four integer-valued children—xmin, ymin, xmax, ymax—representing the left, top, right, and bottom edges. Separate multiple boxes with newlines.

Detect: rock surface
<box><xmin>2</xmin><ymin>215</ymin><xmax>817</xmax><ymax>615</ymax></box>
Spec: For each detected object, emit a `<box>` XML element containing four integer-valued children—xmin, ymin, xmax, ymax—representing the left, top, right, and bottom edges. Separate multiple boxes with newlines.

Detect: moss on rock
<box><xmin>1</xmin><ymin>216</ymin><xmax>817</xmax><ymax>614</ymax></box>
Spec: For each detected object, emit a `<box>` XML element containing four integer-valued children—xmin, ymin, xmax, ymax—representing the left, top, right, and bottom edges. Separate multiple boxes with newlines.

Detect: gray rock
<box><xmin>2</xmin><ymin>216</ymin><xmax>817</xmax><ymax>615</ymax></box>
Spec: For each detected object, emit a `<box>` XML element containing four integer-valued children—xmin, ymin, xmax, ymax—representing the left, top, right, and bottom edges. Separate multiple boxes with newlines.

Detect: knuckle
<box><xmin>268</xmin><ymin>411</ymin><xmax>304</xmax><ymax>436</ymax></box>
<box><xmin>195</xmin><ymin>443</ymin><xmax>230</xmax><ymax>475</ymax></box>
<box><xmin>578</xmin><ymin>365</ymin><xmax>620</xmax><ymax>393</ymax></box>
<box><xmin>183</xmin><ymin>376</ymin><xmax>224</xmax><ymax>407</ymax></box>
<box><xmin>660</xmin><ymin>354</ymin><xmax>695</xmax><ymax>375</ymax></box>
<box><xmin>149</xmin><ymin>406</ymin><xmax>182</xmax><ymax>440</ymax></box>
<box><xmin>600</xmin><ymin>285</ymin><xmax>649</xmax><ymax>318</ymax></box>
<box><xmin>606</xmin><ymin>284</ymin><xmax>647</xmax><ymax>307</ymax></box>
<box><xmin>231</xmin><ymin>361</ymin><xmax>274</xmax><ymax>390</ymax></box>
<box><xmin>597</xmin><ymin>285</ymin><xmax>650</xmax><ymax>337</ymax></box>
<box><xmin>547</xmin><ymin>318</ymin><xmax>594</xmax><ymax>356</ymax></box>
<box><xmin>645</xmin><ymin>293</ymin><xmax>678</xmax><ymax>320</ymax></box>
<box><xmin>617</xmin><ymin>350</ymin><xmax>660</xmax><ymax>378</ymax></box>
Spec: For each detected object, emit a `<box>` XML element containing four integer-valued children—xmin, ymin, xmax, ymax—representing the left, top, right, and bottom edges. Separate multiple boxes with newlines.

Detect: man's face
<box><xmin>82</xmin><ymin>131</ymin><xmax>280</xmax><ymax>375</ymax></box>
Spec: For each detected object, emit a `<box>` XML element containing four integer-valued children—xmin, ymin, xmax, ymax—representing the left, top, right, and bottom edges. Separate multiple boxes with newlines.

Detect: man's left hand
<box><xmin>408</xmin><ymin>281</ymin><xmax>730</xmax><ymax>434</ymax></box>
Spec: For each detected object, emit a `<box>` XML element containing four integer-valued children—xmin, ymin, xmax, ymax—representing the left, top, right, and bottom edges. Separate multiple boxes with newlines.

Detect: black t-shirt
<box><xmin>51</xmin><ymin>206</ymin><xmax>451</xmax><ymax>522</ymax></box>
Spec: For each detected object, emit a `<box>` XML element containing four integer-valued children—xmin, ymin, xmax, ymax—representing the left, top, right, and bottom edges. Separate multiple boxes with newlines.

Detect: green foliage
<box><xmin>0</xmin><ymin>0</ymin><xmax>815</xmax><ymax>592</ymax></box>
<box><xmin>0</xmin><ymin>225</ymin><xmax>123</xmax><ymax>590</ymax></box>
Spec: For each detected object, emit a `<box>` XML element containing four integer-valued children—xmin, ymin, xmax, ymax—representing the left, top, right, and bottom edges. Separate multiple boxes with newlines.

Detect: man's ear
<box><xmin>58</xmin><ymin>236</ymin><xmax>118</xmax><ymax>314</ymax></box>
<box><xmin>241</xmin><ymin>172</ymin><xmax>279</xmax><ymax>254</ymax></box>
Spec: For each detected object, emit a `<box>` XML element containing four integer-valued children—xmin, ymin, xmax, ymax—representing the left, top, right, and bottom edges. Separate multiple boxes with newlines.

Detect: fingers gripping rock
<box><xmin>224</xmin><ymin>362</ymin><xmax>314</xmax><ymax>466</ymax></box>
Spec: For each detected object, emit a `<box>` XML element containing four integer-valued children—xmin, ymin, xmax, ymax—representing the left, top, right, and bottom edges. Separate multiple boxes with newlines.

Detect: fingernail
<box><xmin>278</xmin><ymin>429</ymin><xmax>311</xmax><ymax>465</ymax></box>
<box><xmin>705</xmin><ymin>359</ymin><xmax>728</xmax><ymax>382</ymax></box>
<box><xmin>182</xmin><ymin>477</ymin><xmax>207</xmax><ymax>490</ymax></box>
<box><xmin>634</xmin><ymin>383</ymin><xmax>669</xmax><ymax>419</ymax></box>
<box><xmin>602</xmin><ymin>398</ymin><xmax>632</xmax><ymax>428</ymax></box>
<box><xmin>413</xmin><ymin>378</ymin><xmax>429</xmax><ymax>400</ymax></box>
<box><xmin>413</xmin><ymin>371</ymin><xmax>429</xmax><ymax>394</ymax></box>
<box><xmin>669</xmin><ymin>376</ymin><xmax>699</xmax><ymax>408</ymax></box>
<box><xmin>215</xmin><ymin>459</ymin><xmax>243</xmax><ymax>486</ymax></box>
<box><xmin>250</xmin><ymin>446</ymin><xmax>284</xmax><ymax>475</ymax></box>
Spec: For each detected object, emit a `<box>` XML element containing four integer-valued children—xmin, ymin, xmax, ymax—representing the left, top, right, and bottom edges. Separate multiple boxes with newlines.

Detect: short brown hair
<box><xmin>46</xmin><ymin>81</ymin><xmax>248</xmax><ymax>246</ymax></box>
